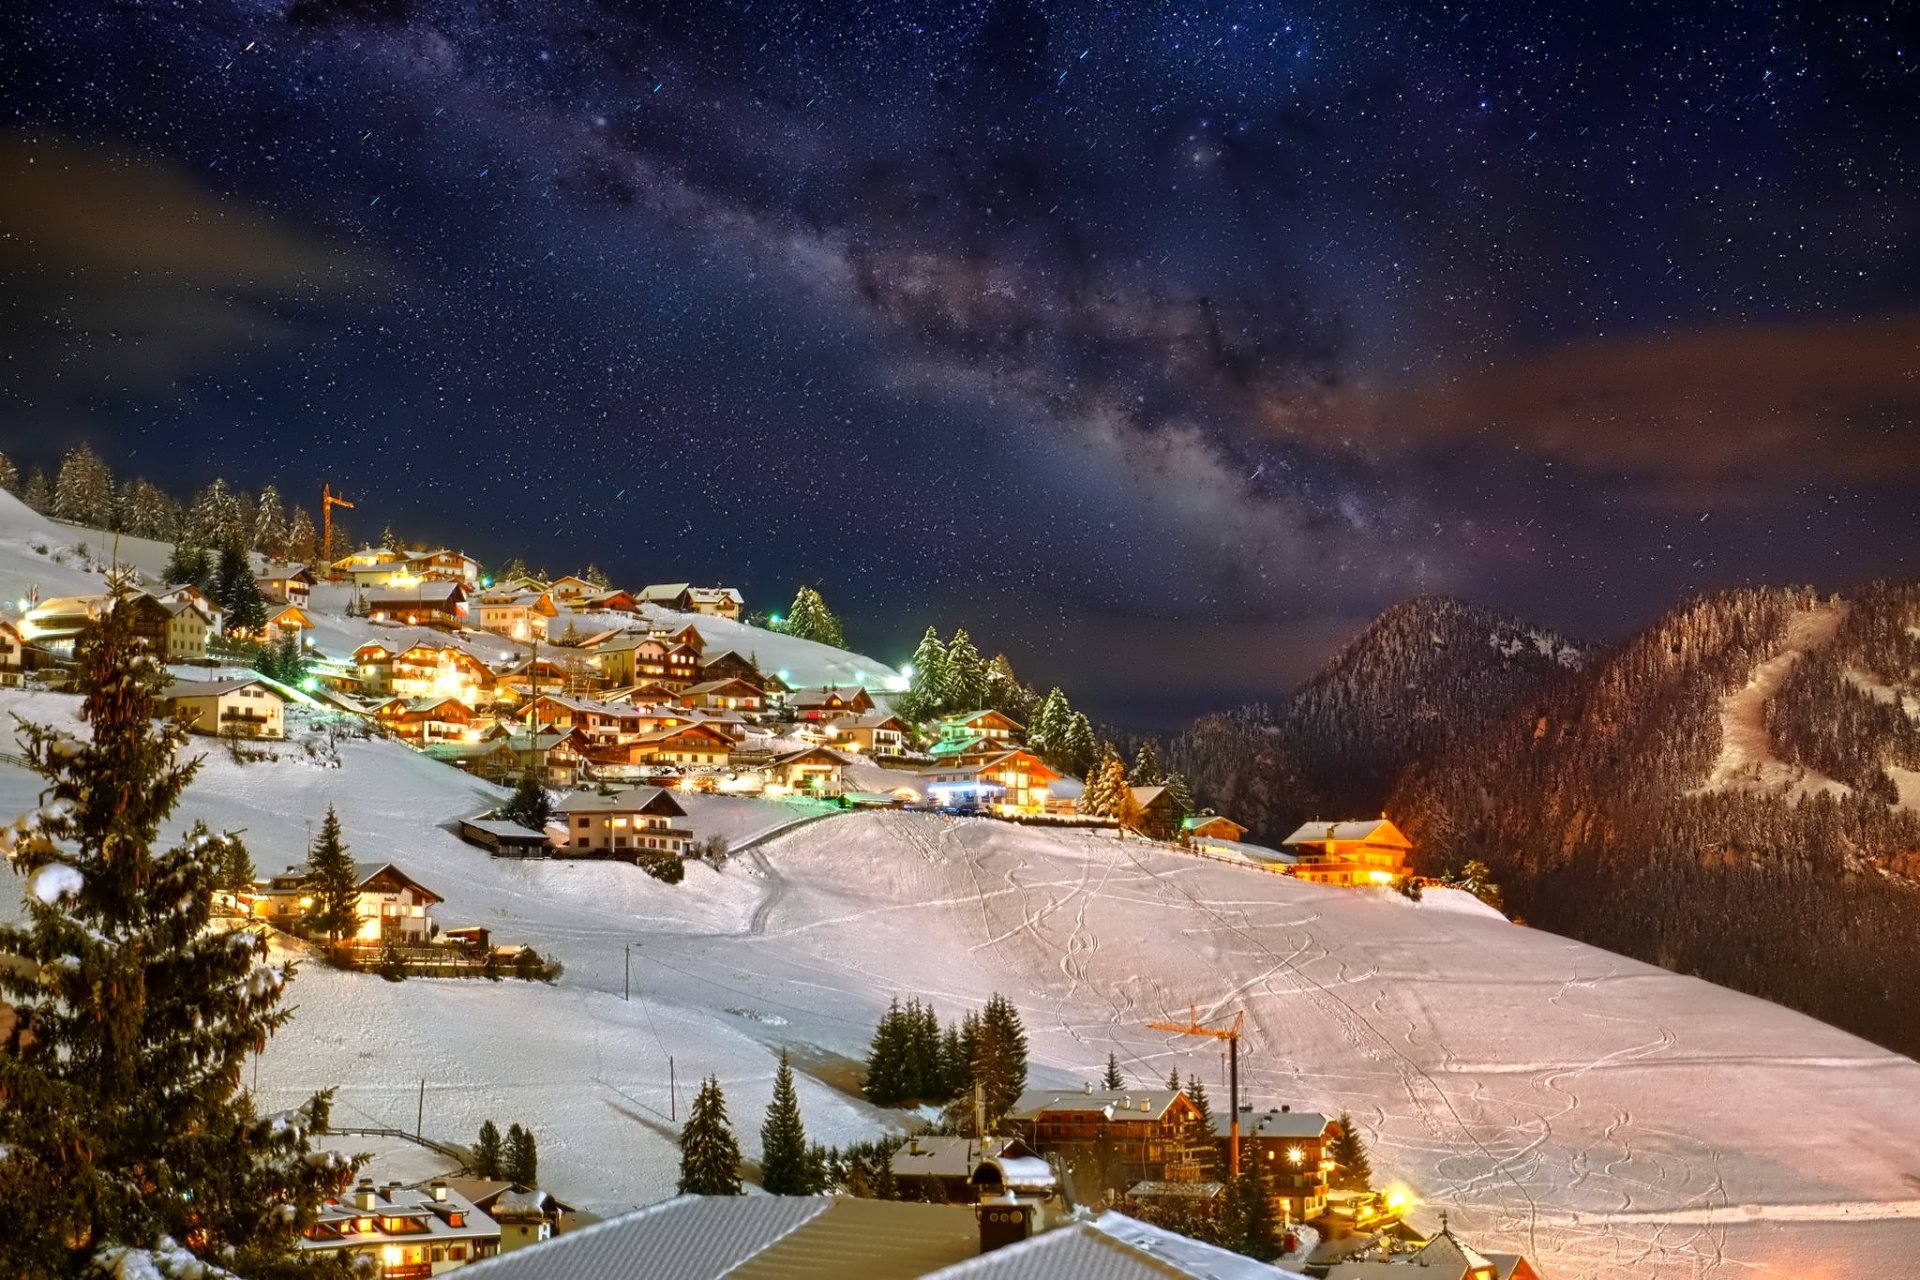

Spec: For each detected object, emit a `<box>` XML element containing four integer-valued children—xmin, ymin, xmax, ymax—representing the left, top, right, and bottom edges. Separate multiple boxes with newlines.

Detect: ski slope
<box><xmin>4</xmin><ymin>705</ymin><xmax>1918</xmax><ymax>1279</ymax></box>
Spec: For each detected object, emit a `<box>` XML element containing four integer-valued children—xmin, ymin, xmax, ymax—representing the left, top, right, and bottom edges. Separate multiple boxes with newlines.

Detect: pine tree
<box><xmin>504</xmin><ymin>1124</ymin><xmax>539</xmax><ymax>1186</ymax></box>
<box><xmin>1223</xmin><ymin>1163</ymin><xmax>1279</xmax><ymax>1261</ymax></box>
<box><xmin>760</xmin><ymin>1050</ymin><xmax>813</xmax><ymax>1194</ymax></box>
<box><xmin>122</xmin><ymin>478</ymin><xmax>177</xmax><ymax>540</ymax></box>
<box><xmin>381</xmin><ymin>524</ymin><xmax>401</xmax><ymax>551</ymax></box>
<box><xmin>1081</xmin><ymin>746</ymin><xmax>1128</xmax><ymax>819</ymax></box>
<box><xmin>904</xmin><ymin>627</ymin><xmax>952</xmax><ymax>720</ymax></box>
<box><xmin>20</xmin><ymin>468</ymin><xmax>52</xmax><ymax>513</ymax></box>
<box><xmin>783</xmin><ymin>586</ymin><xmax>845</xmax><ymax>648</ymax></box>
<box><xmin>678</xmin><ymin>1076</ymin><xmax>744</xmax><ymax>1195</ymax></box>
<box><xmin>946</xmin><ymin>628</ymin><xmax>986</xmax><ymax>710</ymax></box>
<box><xmin>475</xmin><ymin>1120</ymin><xmax>504</xmax><ymax>1179</ymax></box>
<box><xmin>0</xmin><ymin>582</ymin><xmax>352</xmax><ymax>1275</ymax></box>
<box><xmin>188</xmin><ymin>478</ymin><xmax>247</xmax><ymax>547</ymax></box>
<box><xmin>1026</xmin><ymin>687</ymin><xmax>1067</xmax><ymax>758</ymax></box>
<box><xmin>164</xmin><ymin>541</ymin><xmax>214</xmax><ymax>592</ymax></box>
<box><xmin>1167</xmin><ymin>1066</ymin><xmax>1183</xmax><ymax>1091</ymax></box>
<box><xmin>973</xmin><ymin>993</ymin><xmax>1028</xmax><ymax>1130</ymax></box>
<box><xmin>1185</xmin><ymin>1074</ymin><xmax>1216</xmax><ymax>1179</ymax></box>
<box><xmin>0</xmin><ymin>449</ymin><xmax>17</xmax><ymax>494</ymax></box>
<box><xmin>940</xmin><ymin>1022</ymin><xmax>969</xmax><ymax>1100</ymax></box>
<box><xmin>1130</xmin><ymin>742</ymin><xmax>1164</xmax><ymax>786</ymax></box>
<box><xmin>1063</xmin><ymin>711</ymin><xmax>1098</xmax><ymax>777</ymax></box>
<box><xmin>254</xmin><ymin>484</ymin><xmax>288</xmax><ymax>559</ymax></box>
<box><xmin>982</xmin><ymin>653</ymin><xmax>1031</xmax><ymax>718</ymax></box>
<box><xmin>864</xmin><ymin>998</ymin><xmax>910</xmax><ymax>1105</ymax></box>
<box><xmin>1185</xmin><ymin>1075</ymin><xmax>1211</xmax><ymax>1125</ymax></box>
<box><xmin>1163</xmin><ymin>772</ymin><xmax>1195</xmax><ymax>827</ymax></box>
<box><xmin>54</xmin><ymin>442</ymin><xmax>116</xmax><ymax>527</ymax></box>
<box><xmin>582</xmin><ymin>563</ymin><xmax>610</xmax><ymax>589</ymax></box>
<box><xmin>286</xmin><ymin>506</ymin><xmax>318</xmax><ymax>563</ymax></box>
<box><xmin>1102</xmin><ymin>1052</ymin><xmax>1124</xmax><ymax>1091</ymax></box>
<box><xmin>500</xmin><ymin>772</ymin><xmax>552</xmax><ymax>829</ymax></box>
<box><xmin>1329</xmin><ymin>1112</ymin><xmax>1373</xmax><ymax>1191</ymax></box>
<box><xmin>253</xmin><ymin>632</ymin><xmax>311</xmax><ymax>688</ymax></box>
<box><xmin>216</xmin><ymin>534</ymin><xmax>269</xmax><ymax>635</ymax></box>
<box><xmin>306</xmin><ymin>806</ymin><xmax>359</xmax><ymax>945</ymax></box>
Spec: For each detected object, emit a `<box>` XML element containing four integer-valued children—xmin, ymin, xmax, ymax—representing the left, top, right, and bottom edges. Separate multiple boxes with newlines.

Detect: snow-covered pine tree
<box><xmin>946</xmin><ymin>628</ymin><xmax>986</xmax><ymax>710</ymax></box>
<box><xmin>1129</xmin><ymin>742</ymin><xmax>1163</xmax><ymax>786</ymax></box>
<box><xmin>187</xmin><ymin>478</ymin><xmax>247</xmax><ymax>548</ymax></box>
<box><xmin>474</xmin><ymin>1120</ymin><xmax>504</xmax><ymax>1179</ymax></box>
<box><xmin>500</xmin><ymin>772</ymin><xmax>552</xmax><ymax>829</ymax></box>
<box><xmin>1026</xmin><ymin>686</ymin><xmax>1067</xmax><ymax>759</ymax></box>
<box><xmin>582</xmin><ymin>563</ymin><xmax>610</xmax><ymax>589</ymax></box>
<box><xmin>973</xmin><ymin>993</ymin><xmax>1028</xmax><ymax>1130</ymax></box>
<box><xmin>253</xmin><ymin>485</ymin><xmax>288</xmax><ymax>560</ymax></box>
<box><xmin>678</xmin><ymin>1076</ymin><xmax>744</xmax><ymax>1195</ymax></box>
<box><xmin>940</xmin><ymin>1022</ymin><xmax>969</xmax><ymax>1099</ymax></box>
<box><xmin>305</xmin><ymin>805</ymin><xmax>359</xmax><ymax>945</ymax></box>
<box><xmin>1063</xmin><ymin>712</ymin><xmax>1098</xmax><ymax>777</ymax></box>
<box><xmin>904</xmin><ymin>627</ymin><xmax>952</xmax><ymax>720</ymax></box>
<box><xmin>760</xmin><ymin>1050</ymin><xmax>813</xmax><ymax>1194</ymax></box>
<box><xmin>0</xmin><ymin>582</ymin><xmax>353</xmax><ymax>1276</ymax></box>
<box><xmin>504</xmin><ymin>1124</ymin><xmax>539</xmax><ymax>1187</ymax></box>
<box><xmin>163</xmin><ymin>541</ymin><xmax>213</xmax><ymax>592</ymax></box>
<box><xmin>982</xmin><ymin>652</ymin><xmax>1032</xmax><ymax>719</ymax></box>
<box><xmin>122</xmin><ymin>478</ymin><xmax>177</xmax><ymax>540</ymax></box>
<box><xmin>1080</xmin><ymin>746</ymin><xmax>1126</xmax><ymax>818</ymax></box>
<box><xmin>1102</xmin><ymin>1052</ymin><xmax>1124</xmax><ymax>1091</ymax></box>
<box><xmin>1329</xmin><ymin>1112</ymin><xmax>1373</xmax><ymax>1190</ymax></box>
<box><xmin>381</xmin><ymin>525</ymin><xmax>401</xmax><ymax>551</ymax></box>
<box><xmin>286</xmin><ymin>506</ymin><xmax>318</xmax><ymax>563</ymax></box>
<box><xmin>21</xmin><ymin>468</ymin><xmax>53</xmax><ymax>513</ymax></box>
<box><xmin>1223</xmin><ymin>1162</ymin><xmax>1279</xmax><ymax>1260</ymax></box>
<box><xmin>215</xmin><ymin>535</ymin><xmax>269</xmax><ymax>635</ymax></box>
<box><xmin>54</xmin><ymin>442</ymin><xmax>116</xmax><ymax>528</ymax></box>
<box><xmin>0</xmin><ymin>448</ymin><xmax>17</xmax><ymax>494</ymax></box>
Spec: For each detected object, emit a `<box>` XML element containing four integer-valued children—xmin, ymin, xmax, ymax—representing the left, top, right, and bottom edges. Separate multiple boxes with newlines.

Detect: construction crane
<box><xmin>1147</xmin><ymin>1005</ymin><xmax>1246</xmax><ymax>1177</ymax></box>
<box><xmin>321</xmin><ymin>484</ymin><xmax>355</xmax><ymax>569</ymax></box>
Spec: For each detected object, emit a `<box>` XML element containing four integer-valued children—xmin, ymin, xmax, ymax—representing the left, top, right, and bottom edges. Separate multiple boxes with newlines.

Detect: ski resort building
<box><xmin>302</xmin><ymin>1177</ymin><xmax>500</xmax><ymax>1276</ymax></box>
<box><xmin>0</xmin><ymin>619</ymin><xmax>20</xmax><ymax>686</ymax></box>
<box><xmin>1187</xmin><ymin>814</ymin><xmax>1248</xmax><ymax>843</ymax></box>
<box><xmin>1218</xmin><ymin>1108</ymin><xmax>1341</xmax><ymax>1223</ymax></box>
<box><xmin>251</xmin><ymin>862</ymin><xmax>444</xmax><ymax>944</ymax></box>
<box><xmin>929</xmin><ymin>709</ymin><xmax>1024</xmax><ymax>759</ymax></box>
<box><xmin>123</xmin><ymin>591</ymin><xmax>213</xmax><ymax>660</ymax></box>
<box><xmin>637</xmin><ymin>582</ymin><xmax>745</xmax><ymax>619</ymax></box>
<box><xmin>367</xmin><ymin>581</ymin><xmax>471</xmax><ymax>628</ymax></box>
<box><xmin>256</xmin><ymin>564</ymin><xmax>316</xmax><ymax>605</ymax></box>
<box><xmin>1281</xmin><ymin>818</ymin><xmax>1413</xmax><ymax>887</ymax></box>
<box><xmin>1005</xmin><ymin>1087</ymin><xmax>1207</xmax><ymax>1192</ymax></box>
<box><xmin>164</xmin><ymin>677</ymin><xmax>286</xmax><ymax>740</ymax></box>
<box><xmin>921</xmin><ymin>749</ymin><xmax>1061</xmax><ymax>815</ymax></box>
<box><xmin>788</xmin><ymin>685</ymin><xmax>876</xmax><ymax>722</ymax></box>
<box><xmin>475</xmin><ymin>589</ymin><xmax>559</xmax><ymax>642</ymax></box>
<box><xmin>552</xmin><ymin>786</ymin><xmax>694</xmax><ymax>856</ymax></box>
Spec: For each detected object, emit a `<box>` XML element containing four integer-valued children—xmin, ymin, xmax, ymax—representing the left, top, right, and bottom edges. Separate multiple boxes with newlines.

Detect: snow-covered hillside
<box><xmin>3</xmin><ymin>707</ymin><xmax>1917</xmax><ymax>1280</ymax></box>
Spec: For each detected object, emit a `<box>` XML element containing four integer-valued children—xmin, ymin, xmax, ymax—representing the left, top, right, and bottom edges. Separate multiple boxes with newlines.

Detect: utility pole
<box><xmin>624</xmin><ymin>943</ymin><xmax>631</xmax><ymax>1002</ymax></box>
<box><xmin>669</xmin><ymin>1055</ymin><xmax>677</xmax><ymax>1121</ymax></box>
<box><xmin>416</xmin><ymin>1078</ymin><xmax>426</xmax><ymax>1140</ymax></box>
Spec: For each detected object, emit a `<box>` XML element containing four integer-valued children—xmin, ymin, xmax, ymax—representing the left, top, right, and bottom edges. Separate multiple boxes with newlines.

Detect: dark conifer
<box><xmin>1329</xmin><ymin>1112</ymin><xmax>1373</xmax><ymax>1190</ymax></box>
<box><xmin>760</xmin><ymin>1050</ymin><xmax>812</xmax><ymax>1194</ymax></box>
<box><xmin>678</xmin><ymin>1076</ymin><xmax>743</xmax><ymax>1195</ymax></box>
<box><xmin>504</xmin><ymin>1124</ymin><xmax>539</xmax><ymax>1186</ymax></box>
<box><xmin>1102</xmin><ymin>1052</ymin><xmax>1124</xmax><ymax>1091</ymax></box>
<box><xmin>305</xmin><ymin>805</ymin><xmax>359</xmax><ymax>945</ymax></box>
<box><xmin>475</xmin><ymin>1120</ymin><xmax>504</xmax><ymax>1179</ymax></box>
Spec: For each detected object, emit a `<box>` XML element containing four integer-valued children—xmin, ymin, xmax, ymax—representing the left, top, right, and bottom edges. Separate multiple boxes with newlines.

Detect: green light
<box><xmin>301</xmin><ymin>677</ymin><xmax>319</xmax><ymax>692</ymax></box>
<box><xmin>770</xmin><ymin>613</ymin><xmax>783</xmax><ymax>625</ymax></box>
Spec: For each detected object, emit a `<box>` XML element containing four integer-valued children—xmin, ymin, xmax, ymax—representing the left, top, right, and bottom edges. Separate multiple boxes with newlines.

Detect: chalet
<box><xmin>490</xmin><ymin>654</ymin><xmax>577</xmax><ymax>699</ymax></box>
<box><xmin>930</xmin><ymin>709</ymin><xmax>1024</xmax><ymax>759</ymax></box>
<box><xmin>592</xmin><ymin>635</ymin><xmax>700</xmax><ymax>690</ymax></box>
<box><xmin>576</xmin><ymin>589</ymin><xmax>640</xmax><ymax>615</ymax></box>
<box><xmin>1213</xmin><ymin>1108</ymin><xmax>1340</xmax><ymax>1224</ymax></box>
<box><xmin>356</xmin><ymin>641</ymin><xmax>498</xmax><ymax>705</ymax></box>
<box><xmin>475</xmin><ymin>589</ymin><xmax>558</xmax><ymax>642</ymax></box>
<box><xmin>457</xmin><ymin>818</ymin><xmax>552</xmax><ymax>857</ymax></box>
<box><xmin>124</xmin><ymin>592</ymin><xmax>214</xmax><ymax>659</ymax></box>
<box><xmin>920</xmin><ymin>749</ymin><xmax>1060</xmax><ymax>815</ymax></box>
<box><xmin>334</xmin><ymin>547</ymin><xmax>414</xmax><ymax>590</ymax></box>
<box><xmin>1007</xmin><ymin>1087</ymin><xmax>1205</xmax><ymax>1191</ymax></box>
<box><xmin>262</xmin><ymin>603</ymin><xmax>317</xmax><ymax>644</ymax></box>
<box><xmin>1281</xmin><ymin>818</ymin><xmax>1413</xmax><ymax>888</ymax></box>
<box><xmin>406</xmin><ymin>548</ymin><xmax>483</xmax><ymax>585</ymax></box>
<box><xmin>256</xmin><ymin>564</ymin><xmax>315</xmax><ymax>605</ymax></box>
<box><xmin>696</xmin><ymin>648</ymin><xmax>766</xmax><ymax>688</ymax></box>
<box><xmin>675</xmin><ymin>678</ymin><xmax>765</xmax><ymax>714</ymax></box>
<box><xmin>375</xmin><ymin>695</ymin><xmax>480</xmax><ymax>745</ymax></box>
<box><xmin>18</xmin><ymin>594</ymin><xmax>108</xmax><ymax>655</ymax></box>
<box><xmin>789</xmin><ymin>685</ymin><xmax>875</xmax><ymax>722</ymax></box>
<box><xmin>552</xmin><ymin>787</ymin><xmax>693</xmax><ymax>856</ymax></box>
<box><xmin>891</xmin><ymin>1135</ymin><xmax>1049</xmax><ymax>1205</ymax></box>
<box><xmin>0</xmin><ymin>620</ymin><xmax>21</xmax><ymax>687</ymax></box>
<box><xmin>165</xmin><ymin>677</ymin><xmax>286</xmax><ymax>740</ymax></box>
<box><xmin>769</xmin><ymin>745</ymin><xmax>854</xmax><ymax>795</ymax></box>
<box><xmin>332</xmin><ymin>545</ymin><xmax>405</xmax><ymax>572</ymax></box>
<box><xmin>1127</xmin><ymin>785</ymin><xmax>1185</xmax><ymax>841</ymax></box>
<box><xmin>1322</xmin><ymin>1219</ymin><xmax>1541</xmax><ymax>1280</ymax></box>
<box><xmin>547</xmin><ymin>575</ymin><xmax>600</xmax><ymax>603</ymax></box>
<box><xmin>828</xmin><ymin>710</ymin><xmax>911</xmax><ymax>756</ymax></box>
<box><xmin>687</xmin><ymin>708</ymin><xmax>749</xmax><ymax>741</ymax></box>
<box><xmin>367</xmin><ymin>581</ymin><xmax>470</xmax><ymax>628</ymax></box>
<box><xmin>252</xmin><ymin>861</ymin><xmax>444</xmax><ymax>944</ymax></box>
<box><xmin>515</xmin><ymin>695</ymin><xmax>650</xmax><ymax>744</ymax></box>
<box><xmin>489</xmin><ymin>575</ymin><xmax>551</xmax><ymax>596</ymax></box>
<box><xmin>1188</xmin><ymin>814</ymin><xmax>1249</xmax><ymax>844</ymax></box>
<box><xmin>620</xmin><ymin>722</ymin><xmax>734</xmax><ymax>767</ymax></box>
<box><xmin>155</xmin><ymin>584</ymin><xmax>226</xmax><ymax>636</ymax></box>
<box><xmin>638</xmin><ymin>583</ymin><xmax>744</xmax><ymax>619</ymax></box>
<box><xmin>301</xmin><ymin>1178</ymin><xmax>500</xmax><ymax>1275</ymax></box>
<box><xmin>429</xmin><ymin>1180</ymin><xmax>576</xmax><ymax>1252</ymax></box>
<box><xmin>455</xmin><ymin>727</ymin><xmax>592</xmax><ymax>785</ymax></box>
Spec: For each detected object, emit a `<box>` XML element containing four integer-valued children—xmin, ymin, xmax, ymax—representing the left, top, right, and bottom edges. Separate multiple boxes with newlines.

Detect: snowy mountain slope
<box><xmin>5</xmin><ymin>707</ymin><xmax>1917</xmax><ymax>1280</ymax></box>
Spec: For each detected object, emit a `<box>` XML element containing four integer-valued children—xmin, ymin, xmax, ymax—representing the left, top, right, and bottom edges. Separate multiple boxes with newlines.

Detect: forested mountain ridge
<box><xmin>1161</xmin><ymin>595</ymin><xmax>1582</xmax><ymax>838</ymax></box>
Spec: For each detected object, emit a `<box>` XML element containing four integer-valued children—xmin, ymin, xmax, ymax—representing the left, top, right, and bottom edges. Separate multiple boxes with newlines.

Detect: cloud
<box><xmin>1312</xmin><ymin>316</ymin><xmax>1920</xmax><ymax>506</ymax></box>
<box><xmin>0</xmin><ymin>134</ymin><xmax>378</xmax><ymax>393</ymax></box>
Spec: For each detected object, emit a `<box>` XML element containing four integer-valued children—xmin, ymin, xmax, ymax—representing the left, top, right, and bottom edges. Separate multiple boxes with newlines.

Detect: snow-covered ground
<box><xmin>1698</xmin><ymin>601</ymin><xmax>1851</xmax><ymax>799</ymax></box>
<box><xmin>4</xmin><ymin>700</ymin><xmax>1919</xmax><ymax>1280</ymax></box>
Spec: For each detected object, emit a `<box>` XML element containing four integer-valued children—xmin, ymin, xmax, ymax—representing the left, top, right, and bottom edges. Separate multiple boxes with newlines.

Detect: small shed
<box><xmin>459</xmin><ymin>817</ymin><xmax>552</xmax><ymax>857</ymax></box>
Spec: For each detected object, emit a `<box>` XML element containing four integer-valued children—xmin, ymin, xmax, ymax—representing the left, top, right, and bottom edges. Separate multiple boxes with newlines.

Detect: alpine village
<box><xmin>11</xmin><ymin>448</ymin><xmax>1920</xmax><ymax>1280</ymax></box>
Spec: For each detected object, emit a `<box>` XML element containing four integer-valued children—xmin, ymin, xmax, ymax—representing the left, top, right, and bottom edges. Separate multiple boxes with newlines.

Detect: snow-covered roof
<box><xmin>166</xmin><ymin>677</ymin><xmax>274</xmax><ymax>700</ymax></box>
<box><xmin>1206</xmin><ymin>1109</ymin><xmax>1335</xmax><ymax>1140</ymax></box>
<box><xmin>1006</xmin><ymin>1087</ymin><xmax>1188</xmax><ymax>1122</ymax></box>
<box><xmin>1280</xmin><ymin>818</ymin><xmax>1410</xmax><ymax>848</ymax></box>
<box><xmin>552</xmin><ymin>786</ymin><xmax>688</xmax><ymax>816</ymax></box>
<box><xmin>921</xmin><ymin>1210</ymin><xmax>1309</xmax><ymax>1279</ymax></box>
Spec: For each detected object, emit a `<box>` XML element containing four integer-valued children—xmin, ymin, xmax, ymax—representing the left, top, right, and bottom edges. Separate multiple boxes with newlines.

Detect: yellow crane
<box><xmin>321</xmin><ymin>484</ymin><xmax>355</xmax><ymax>568</ymax></box>
<box><xmin>1146</xmin><ymin>1005</ymin><xmax>1246</xmax><ymax>1177</ymax></box>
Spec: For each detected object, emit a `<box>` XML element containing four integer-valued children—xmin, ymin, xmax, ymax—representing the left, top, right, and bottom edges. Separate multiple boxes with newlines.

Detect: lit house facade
<box><xmin>920</xmin><ymin>749</ymin><xmax>1060</xmax><ymax>815</ymax></box>
<box><xmin>302</xmin><ymin>1178</ymin><xmax>499</xmax><ymax>1278</ymax></box>
<box><xmin>165</xmin><ymin>677</ymin><xmax>286</xmax><ymax>740</ymax></box>
<box><xmin>1280</xmin><ymin>818</ymin><xmax>1413</xmax><ymax>887</ymax></box>
<box><xmin>553</xmin><ymin>787</ymin><xmax>693</xmax><ymax>856</ymax></box>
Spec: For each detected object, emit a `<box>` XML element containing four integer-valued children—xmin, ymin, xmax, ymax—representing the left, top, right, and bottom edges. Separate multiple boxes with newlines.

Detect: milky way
<box><xmin>2</xmin><ymin>1</ymin><xmax>1916</xmax><ymax>720</ymax></box>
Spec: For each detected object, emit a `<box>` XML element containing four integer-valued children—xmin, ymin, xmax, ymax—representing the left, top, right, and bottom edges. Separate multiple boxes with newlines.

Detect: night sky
<box><xmin>2</xmin><ymin>2</ymin><xmax>1917</xmax><ymax>722</ymax></box>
